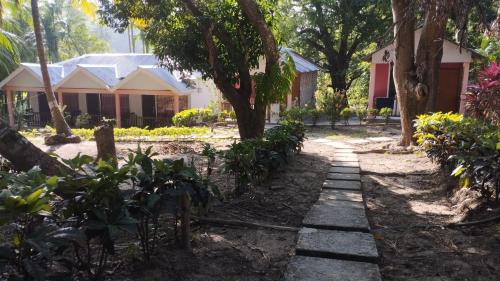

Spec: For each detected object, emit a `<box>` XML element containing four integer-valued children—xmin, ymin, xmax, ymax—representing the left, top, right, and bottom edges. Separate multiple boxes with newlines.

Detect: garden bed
<box><xmin>357</xmin><ymin>141</ymin><xmax>500</xmax><ymax>281</ymax></box>
<box><xmin>104</xmin><ymin>139</ymin><xmax>332</xmax><ymax>280</ymax></box>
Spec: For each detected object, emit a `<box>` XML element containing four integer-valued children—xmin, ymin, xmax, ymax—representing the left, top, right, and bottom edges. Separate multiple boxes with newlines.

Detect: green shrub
<box><xmin>379</xmin><ymin>107</ymin><xmax>392</xmax><ymax>124</ymax></box>
<box><xmin>368</xmin><ymin>108</ymin><xmax>378</xmax><ymax>118</ymax></box>
<box><xmin>281</xmin><ymin>106</ymin><xmax>309</xmax><ymax>122</ymax></box>
<box><xmin>75</xmin><ymin>113</ymin><xmax>92</xmax><ymax>128</ymax></box>
<box><xmin>221</xmin><ymin>120</ymin><xmax>306</xmax><ymax>195</ymax></box>
<box><xmin>172</xmin><ymin>108</ymin><xmax>213</xmax><ymax>127</ymax></box>
<box><xmin>20</xmin><ymin>126</ymin><xmax>209</xmax><ymax>140</ymax></box>
<box><xmin>415</xmin><ymin>112</ymin><xmax>500</xmax><ymax>201</ymax></box>
<box><xmin>339</xmin><ymin>108</ymin><xmax>353</xmax><ymax>125</ymax></box>
<box><xmin>355</xmin><ymin>108</ymin><xmax>368</xmax><ymax>125</ymax></box>
<box><xmin>217</xmin><ymin>110</ymin><xmax>236</xmax><ymax>122</ymax></box>
<box><xmin>316</xmin><ymin>88</ymin><xmax>345</xmax><ymax>129</ymax></box>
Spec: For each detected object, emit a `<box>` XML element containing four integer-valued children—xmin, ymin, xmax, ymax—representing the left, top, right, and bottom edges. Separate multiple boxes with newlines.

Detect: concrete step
<box><xmin>302</xmin><ymin>204</ymin><xmax>370</xmax><ymax>232</ymax></box>
<box><xmin>295</xmin><ymin>228</ymin><xmax>379</xmax><ymax>263</ymax></box>
<box><xmin>285</xmin><ymin>256</ymin><xmax>381</xmax><ymax>281</ymax></box>
<box><xmin>319</xmin><ymin>189</ymin><xmax>363</xmax><ymax>203</ymax></box>
<box><xmin>323</xmin><ymin>180</ymin><xmax>361</xmax><ymax>191</ymax></box>
<box><xmin>327</xmin><ymin>173</ymin><xmax>361</xmax><ymax>181</ymax></box>
<box><xmin>331</xmin><ymin>161</ymin><xmax>359</xmax><ymax>168</ymax></box>
<box><xmin>329</xmin><ymin>166</ymin><xmax>360</xmax><ymax>174</ymax></box>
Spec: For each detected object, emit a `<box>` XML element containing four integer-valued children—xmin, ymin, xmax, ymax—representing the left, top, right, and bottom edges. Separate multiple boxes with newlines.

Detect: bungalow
<box><xmin>0</xmin><ymin>54</ymin><xmax>200</xmax><ymax>128</ymax></box>
<box><xmin>1</xmin><ymin>49</ymin><xmax>319</xmax><ymax>128</ymax></box>
<box><xmin>365</xmin><ymin>28</ymin><xmax>483</xmax><ymax>115</ymax></box>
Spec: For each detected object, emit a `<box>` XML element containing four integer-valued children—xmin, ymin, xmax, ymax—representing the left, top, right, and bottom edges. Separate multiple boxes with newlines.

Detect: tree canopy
<box><xmin>99</xmin><ymin>0</ymin><xmax>295</xmax><ymax>139</ymax></box>
<box><xmin>283</xmin><ymin>0</ymin><xmax>392</xmax><ymax>94</ymax></box>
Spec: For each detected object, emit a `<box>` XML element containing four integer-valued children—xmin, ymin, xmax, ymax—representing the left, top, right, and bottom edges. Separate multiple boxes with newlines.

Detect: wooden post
<box><xmin>57</xmin><ymin>91</ymin><xmax>63</xmax><ymax>106</ymax></box>
<box><xmin>114</xmin><ymin>93</ymin><xmax>122</xmax><ymax>128</ymax></box>
<box><xmin>174</xmin><ymin>95</ymin><xmax>180</xmax><ymax>114</ymax></box>
<box><xmin>94</xmin><ymin>123</ymin><xmax>117</xmax><ymax>163</ymax></box>
<box><xmin>459</xmin><ymin>62</ymin><xmax>470</xmax><ymax>114</ymax></box>
<box><xmin>5</xmin><ymin>89</ymin><xmax>14</xmax><ymax>128</ymax></box>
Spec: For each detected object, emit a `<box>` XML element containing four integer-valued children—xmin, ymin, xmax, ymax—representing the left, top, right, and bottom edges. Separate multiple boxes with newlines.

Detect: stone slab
<box><xmin>331</xmin><ymin>161</ymin><xmax>359</xmax><ymax>168</ymax></box>
<box><xmin>327</xmin><ymin>173</ymin><xmax>361</xmax><ymax>181</ymax></box>
<box><xmin>334</xmin><ymin>156</ymin><xmax>359</xmax><ymax>162</ymax></box>
<box><xmin>296</xmin><ymin>228</ymin><xmax>379</xmax><ymax>262</ymax></box>
<box><xmin>285</xmin><ymin>256</ymin><xmax>381</xmax><ymax>281</ymax></box>
<box><xmin>324</xmin><ymin>142</ymin><xmax>354</xmax><ymax>149</ymax></box>
<box><xmin>319</xmin><ymin>189</ymin><xmax>363</xmax><ymax>203</ymax></box>
<box><xmin>329</xmin><ymin>166</ymin><xmax>360</xmax><ymax>174</ymax></box>
<box><xmin>317</xmin><ymin>196</ymin><xmax>364</xmax><ymax>209</ymax></box>
<box><xmin>323</xmin><ymin>180</ymin><xmax>361</xmax><ymax>191</ymax></box>
<box><xmin>302</xmin><ymin>204</ymin><xmax>370</xmax><ymax>232</ymax></box>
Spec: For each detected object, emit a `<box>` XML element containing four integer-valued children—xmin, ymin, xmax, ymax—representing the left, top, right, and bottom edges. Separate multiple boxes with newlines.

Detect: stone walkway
<box><xmin>284</xmin><ymin>139</ymin><xmax>381</xmax><ymax>281</ymax></box>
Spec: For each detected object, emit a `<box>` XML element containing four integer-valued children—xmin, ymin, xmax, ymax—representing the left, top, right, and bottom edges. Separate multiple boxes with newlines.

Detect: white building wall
<box><xmin>189</xmin><ymin>79</ymin><xmax>219</xmax><ymax>109</ymax></box>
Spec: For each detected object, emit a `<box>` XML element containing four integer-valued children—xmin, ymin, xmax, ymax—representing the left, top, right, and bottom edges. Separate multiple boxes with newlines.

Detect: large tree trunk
<box><xmin>232</xmin><ymin>97</ymin><xmax>267</xmax><ymax>139</ymax></box>
<box><xmin>391</xmin><ymin>0</ymin><xmax>449</xmax><ymax>146</ymax></box>
<box><xmin>0</xmin><ymin>123</ymin><xmax>69</xmax><ymax>175</ymax></box>
<box><xmin>31</xmin><ymin>0</ymin><xmax>74</xmax><ymax>137</ymax></box>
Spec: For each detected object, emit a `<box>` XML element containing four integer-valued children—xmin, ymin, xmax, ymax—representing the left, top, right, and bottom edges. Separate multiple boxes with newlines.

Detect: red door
<box><xmin>437</xmin><ymin>64</ymin><xmax>461</xmax><ymax>113</ymax></box>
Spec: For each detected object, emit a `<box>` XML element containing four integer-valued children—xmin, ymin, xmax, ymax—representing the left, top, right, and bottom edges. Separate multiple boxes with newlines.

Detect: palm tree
<box><xmin>30</xmin><ymin>0</ymin><xmax>74</xmax><ymax>136</ymax></box>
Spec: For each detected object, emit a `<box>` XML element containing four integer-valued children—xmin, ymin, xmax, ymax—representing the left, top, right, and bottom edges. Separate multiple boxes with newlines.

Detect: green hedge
<box><xmin>172</xmin><ymin>108</ymin><xmax>213</xmax><ymax>127</ymax></box>
<box><xmin>221</xmin><ymin>120</ymin><xmax>306</xmax><ymax>194</ymax></box>
<box><xmin>21</xmin><ymin>126</ymin><xmax>209</xmax><ymax>140</ymax></box>
<box><xmin>414</xmin><ymin>112</ymin><xmax>499</xmax><ymax>200</ymax></box>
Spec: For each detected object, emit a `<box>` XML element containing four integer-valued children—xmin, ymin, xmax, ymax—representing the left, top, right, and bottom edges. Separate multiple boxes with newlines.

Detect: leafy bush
<box><xmin>217</xmin><ymin>110</ymin><xmax>236</xmax><ymax>122</ymax></box>
<box><xmin>415</xmin><ymin>112</ymin><xmax>500</xmax><ymax>201</ymax></box>
<box><xmin>465</xmin><ymin>62</ymin><xmax>499</xmax><ymax>123</ymax></box>
<box><xmin>379</xmin><ymin>107</ymin><xmax>392</xmax><ymax>124</ymax></box>
<box><xmin>172</xmin><ymin>108</ymin><xmax>213</xmax><ymax>127</ymax></box>
<box><xmin>220</xmin><ymin>121</ymin><xmax>305</xmax><ymax>194</ymax></box>
<box><xmin>0</xmin><ymin>148</ymin><xmax>216</xmax><ymax>280</ymax></box>
<box><xmin>21</xmin><ymin>126</ymin><xmax>209</xmax><ymax>140</ymax></box>
<box><xmin>355</xmin><ymin>108</ymin><xmax>368</xmax><ymax>125</ymax></box>
<box><xmin>339</xmin><ymin>108</ymin><xmax>353</xmax><ymax>125</ymax></box>
<box><xmin>75</xmin><ymin>113</ymin><xmax>92</xmax><ymax>129</ymax></box>
<box><xmin>316</xmin><ymin>88</ymin><xmax>346</xmax><ymax>129</ymax></box>
<box><xmin>281</xmin><ymin>106</ymin><xmax>309</xmax><ymax>122</ymax></box>
<box><xmin>368</xmin><ymin>108</ymin><xmax>378</xmax><ymax>118</ymax></box>
<box><xmin>308</xmin><ymin>108</ymin><xmax>322</xmax><ymax>127</ymax></box>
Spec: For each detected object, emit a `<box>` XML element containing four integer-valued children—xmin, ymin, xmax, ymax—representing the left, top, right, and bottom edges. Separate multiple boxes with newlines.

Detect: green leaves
<box><xmin>415</xmin><ymin>112</ymin><xmax>499</xmax><ymax>200</ymax></box>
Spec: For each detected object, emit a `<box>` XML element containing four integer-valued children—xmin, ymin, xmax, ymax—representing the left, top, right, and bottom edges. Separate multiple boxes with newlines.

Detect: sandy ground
<box><xmin>22</xmin><ymin>125</ymin><xmax>500</xmax><ymax>280</ymax></box>
<box><xmin>355</xmin><ymin>141</ymin><xmax>500</xmax><ymax>281</ymax></box>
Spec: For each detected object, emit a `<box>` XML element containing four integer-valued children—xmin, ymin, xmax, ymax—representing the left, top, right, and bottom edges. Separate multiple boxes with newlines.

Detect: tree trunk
<box><xmin>94</xmin><ymin>124</ymin><xmax>117</xmax><ymax>163</ymax></box>
<box><xmin>391</xmin><ymin>0</ymin><xmax>449</xmax><ymax>146</ymax></box>
<box><xmin>30</xmin><ymin>0</ymin><xmax>74</xmax><ymax>137</ymax></box>
<box><xmin>232</xmin><ymin>99</ymin><xmax>267</xmax><ymax>139</ymax></box>
<box><xmin>0</xmin><ymin>123</ymin><xmax>69</xmax><ymax>175</ymax></box>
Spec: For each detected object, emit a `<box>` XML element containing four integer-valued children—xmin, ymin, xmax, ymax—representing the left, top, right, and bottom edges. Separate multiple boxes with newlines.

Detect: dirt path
<box><xmin>356</xmin><ymin>141</ymin><xmax>500</xmax><ymax>281</ymax></box>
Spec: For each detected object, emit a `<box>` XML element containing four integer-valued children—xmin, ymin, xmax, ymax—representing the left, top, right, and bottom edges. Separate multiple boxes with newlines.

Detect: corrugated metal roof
<box><xmin>281</xmin><ymin>48</ymin><xmax>320</xmax><ymax>73</ymax></box>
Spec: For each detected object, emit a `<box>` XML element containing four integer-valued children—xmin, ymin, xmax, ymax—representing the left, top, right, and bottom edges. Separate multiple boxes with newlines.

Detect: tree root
<box><xmin>195</xmin><ymin>217</ymin><xmax>299</xmax><ymax>232</ymax></box>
